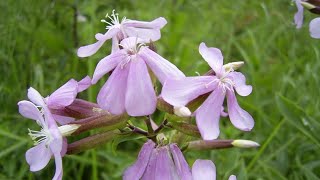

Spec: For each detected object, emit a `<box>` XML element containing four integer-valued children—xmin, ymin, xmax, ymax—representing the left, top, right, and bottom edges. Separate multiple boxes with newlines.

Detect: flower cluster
<box><xmin>294</xmin><ymin>0</ymin><xmax>320</xmax><ymax>38</ymax></box>
<box><xmin>18</xmin><ymin>10</ymin><xmax>259</xmax><ymax>180</ymax></box>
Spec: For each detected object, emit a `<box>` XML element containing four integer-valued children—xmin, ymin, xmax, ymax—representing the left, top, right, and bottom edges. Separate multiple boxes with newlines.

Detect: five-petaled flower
<box><xmin>77</xmin><ymin>10</ymin><xmax>167</xmax><ymax>56</ymax></box>
<box><xmin>91</xmin><ymin>37</ymin><xmax>185</xmax><ymax>116</ymax></box>
<box><xmin>162</xmin><ymin>42</ymin><xmax>254</xmax><ymax>140</ymax></box>
<box><xmin>18</xmin><ymin>88</ymin><xmax>67</xmax><ymax>180</ymax></box>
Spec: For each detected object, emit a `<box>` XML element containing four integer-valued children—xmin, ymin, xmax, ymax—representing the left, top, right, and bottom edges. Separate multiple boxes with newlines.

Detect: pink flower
<box><xmin>192</xmin><ymin>159</ymin><xmax>236</xmax><ymax>180</ymax></box>
<box><xmin>162</xmin><ymin>42</ymin><xmax>254</xmax><ymax>140</ymax></box>
<box><xmin>294</xmin><ymin>0</ymin><xmax>320</xmax><ymax>39</ymax></box>
<box><xmin>77</xmin><ymin>10</ymin><xmax>167</xmax><ymax>56</ymax></box>
<box><xmin>123</xmin><ymin>140</ymin><xmax>192</xmax><ymax>180</ymax></box>
<box><xmin>18</xmin><ymin>88</ymin><xmax>68</xmax><ymax>180</ymax></box>
<box><xmin>92</xmin><ymin>37</ymin><xmax>185</xmax><ymax>116</ymax></box>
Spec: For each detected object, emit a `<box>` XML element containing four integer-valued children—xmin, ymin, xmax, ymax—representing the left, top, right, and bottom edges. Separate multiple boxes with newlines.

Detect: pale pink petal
<box><xmin>192</xmin><ymin>159</ymin><xmax>216</xmax><ymax>180</ymax></box>
<box><xmin>77</xmin><ymin>76</ymin><xmax>91</xmax><ymax>92</ymax></box>
<box><xmin>309</xmin><ymin>18</ymin><xmax>320</xmax><ymax>39</ymax></box>
<box><xmin>228</xmin><ymin>72</ymin><xmax>252</xmax><ymax>96</ymax></box>
<box><xmin>220</xmin><ymin>106</ymin><xmax>228</xmax><ymax>117</ymax></box>
<box><xmin>52</xmin><ymin>114</ymin><xmax>75</xmax><ymax>125</ymax></box>
<box><xmin>226</xmin><ymin>90</ymin><xmax>254</xmax><ymax>131</ymax></box>
<box><xmin>112</xmin><ymin>36</ymin><xmax>120</xmax><ymax>52</ymax></box>
<box><xmin>47</xmin><ymin>79</ymin><xmax>78</xmax><ymax>109</ymax></box>
<box><xmin>229</xmin><ymin>175</ymin><xmax>237</xmax><ymax>180</ymax></box>
<box><xmin>199</xmin><ymin>42</ymin><xmax>223</xmax><ymax>73</ymax></box>
<box><xmin>195</xmin><ymin>87</ymin><xmax>225</xmax><ymax>140</ymax></box>
<box><xmin>60</xmin><ymin>138</ymin><xmax>68</xmax><ymax>157</ymax></box>
<box><xmin>141</xmin><ymin>149</ymin><xmax>157</xmax><ymax>179</ymax></box>
<box><xmin>26</xmin><ymin>142</ymin><xmax>52</xmax><ymax>172</ymax></box>
<box><xmin>162</xmin><ymin>76</ymin><xmax>217</xmax><ymax>107</ymax></box>
<box><xmin>123</xmin><ymin>140</ymin><xmax>156</xmax><ymax>180</ymax></box>
<box><xmin>124</xmin><ymin>27</ymin><xmax>162</xmax><ymax>42</ymax></box>
<box><xmin>140</xmin><ymin>47</ymin><xmax>185</xmax><ymax>84</ymax></box>
<box><xmin>120</xmin><ymin>37</ymin><xmax>146</xmax><ymax>50</ymax></box>
<box><xmin>294</xmin><ymin>0</ymin><xmax>304</xmax><ymax>29</ymax></box>
<box><xmin>91</xmin><ymin>50</ymin><xmax>126</xmax><ymax>84</ymax></box>
<box><xmin>27</xmin><ymin>87</ymin><xmax>45</xmax><ymax>106</ymax></box>
<box><xmin>97</xmin><ymin>64</ymin><xmax>129</xmax><ymax>115</ymax></box>
<box><xmin>154</xmin><ymin>147</ymin><xmax>178</xmax><ymax>180</ymax></box>
<box><xmin>169</xmin><ymin>144</ymin><xmax>192</xmax><ymax>180</ymax></box>
<box><xmin>125</xmin><ymin>58</ymin><xmax>157</xmax><ymax>116</ymax></box>
<box><xmin>77</xmin><ymin>28</ymin><xmax>119</xmax><ymax>57</ymax></box>
<box><xmin>52</xmin><ymin>151</ymin><xmax>63</xmax><ymax>180</ymax></box>
<box><xmin>124</xmin><ymin>17</ymin><xmax>167</xmax><ymax>29</ymax></box>
<box><xmin>18</xmin><ymin>100</ymin><xmax>43</xmax><ymax>122</ymax></box>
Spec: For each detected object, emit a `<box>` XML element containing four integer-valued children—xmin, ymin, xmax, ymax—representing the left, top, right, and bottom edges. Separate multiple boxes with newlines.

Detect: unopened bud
<box><xmin>223</xmin><ymin>61</ymin><xmax>244</xmax><ymax>71</ymax></box>
<box><xmin>301</xmin><ymin>1</ymin><xmax>316</xmax><ymax>9</ymax></box>
<box><xmin>231</xmin><ymin>140</ymin><xmax>260</xmax><ymax>148</ymax></box>
<box><xmin>58</xmin><ymin>124</ymin><xmax>81</xmax><ymax>136</ymax></box>
<box><xmin>174</xmin><ymin>106</ymin><xmax>192</xmax><ymax>117</ymax></box>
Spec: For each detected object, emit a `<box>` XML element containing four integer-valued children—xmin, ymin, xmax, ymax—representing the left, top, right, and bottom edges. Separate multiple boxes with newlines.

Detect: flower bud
<box><xmin>223</xmin><ymin>61</ymin><xmax>244</xmax><ymax>71</ymax></box>
<box><xmin>301</xmin><ymin>1</ymin><xmax>316</xmax><ymax>9</ymax></box>
<box><xmin>58</xmin><ymin>124</ymin><xmax>81</xmax><ymax>136</ymax></box>
<box><xmin>174</xmin><ymin>106</ymin><xmax>192</xmax><ymax>117</ymax></box>
<box><xmin>231</xmin><ymin>140</ymin><xmax>260</xmax><ymax>148</ymax></box>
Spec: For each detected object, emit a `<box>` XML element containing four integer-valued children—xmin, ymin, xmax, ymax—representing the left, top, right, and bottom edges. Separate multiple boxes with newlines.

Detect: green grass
<box><xmin>1</xmin><ymin>0</ymin><xmax>320</xmax><ymax>179</ymax></box>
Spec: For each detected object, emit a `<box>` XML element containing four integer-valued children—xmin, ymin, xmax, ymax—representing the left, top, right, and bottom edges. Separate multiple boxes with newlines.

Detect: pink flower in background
<box><xmin>77</xmin><ymin>10</ymin><xmax>167</xmax><ymax>56</ymax></box>
<box><xmin>294</xmin><ymin>0</ymin><xmax>320</xmax><ymax>38</ymax></box>
<box><xmin>162</xmin><ymin>42</ymin><xmax>254</xmax><ymax>140</ymax></box>
<box><xmin>309</xmin><ymin>17</ymin><xmax>320</xmax><ymax>38</ymax></box>
<box><xmin>92</xmin><ymin>37</ymin><xmax>185</xmax><ymax>116</ymax></box>
<box><xmin>192</xmin><ymin>159</ymin><xmax>236</xmax><ymax>180</ymax></box>
<box><xmin>123</xmin><ymin>140</ymin><xmax>192</xmax><ymax>180</ymax></box>
<box><xmin>18</xmin><ymin>88</ymin><xmax>67</xmax><ymax>180</ymax></box>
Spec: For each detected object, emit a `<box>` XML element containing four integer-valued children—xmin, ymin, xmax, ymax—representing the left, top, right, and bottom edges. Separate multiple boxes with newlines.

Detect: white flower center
<box><xmin>204</xmin><ymin>68</ymin><xmax>235</xmax><ymax>92</ymax></box>
<box><xmin>28</xmin><ymin>128</ymin><xmax>52</xmax><ymax>146</ymax></box>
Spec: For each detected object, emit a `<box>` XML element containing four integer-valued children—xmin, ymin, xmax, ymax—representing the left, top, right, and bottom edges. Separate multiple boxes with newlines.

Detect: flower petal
<box><xmin>123</xmin><ymin>140</ymin><xmax>156</xmax><ymax>180</ymax></box>
<box><xmin>47</xmin><ymin>79</ymin><xmax>78</xmax><ymax>109</ymax></box>
<box><xmin>91</xmin><ymin>50</ymin><xmax>126</xmax><ymax>84</ymax></box>
<box><xmin>140</xmin><ymin>47</ymin><xmax>185</xmax><ymax>84</ymax></box>
<box><xmin>228</xmin><ymin>72</ymin><xmax>252</xmax><ymax>96</ymax></box>
<box><xmin>97</xmin><ymin>64</ymin><xmax>129</xmax><ymax>115</ymax></box>
<box><xmin>18</xmin><ymin>100</ymin><xmax>43</xmax><ymax>122</ymax></box>
<box><xmin>77</xmin><ymin>28</ymin><xmax>119</xmax><ymax>57</ymax></box>
<box><xmin>26</xmin><ymin>142</ymin><xmax>52</xmax><ymax>172</ymax></box>
<box><xmin>229</xmin><ymin>175</ymin><xmax>237</xmax><ymax>180</ymax></box>
<box><xmin>199</xmin><ymin>42</ymin><xmax>223</xmax><ymax>73</ymax></box>
<box><xmin>195</xmin><ymin>87</ymin><xmax>225</xmax><ymax>140</ymax></box>
<box><xmin>192</xmin><ymin>159</ymin><xmax>216</xmax><ymax>180</ymax></box>
<box><xmin>52</xmin><ymin>151</ymin><xmax>63</xmax><ymax>180</ymax></box>
<box><xmin>294</xmin><ymin>0</ymin><xmax>304</xmax><ymax>29</ymax></box>
<box><xmin>226</xmin><ymin>90</ymin><xmax>254</xmax><ymax>131</ymax></box>
<box><xmin>169</xmin><ymin>144</ymin><xmax>192</xmax><ymax>180</ymax></box>
<box><xmin>154</xmin><ymin>147</ymin><xmax>178</xmax><ymax>180</ymax></box>
<box><xmin>60</xmin><ymin>137</ymin><xmax>68</xmax><ymax>157</ymax></box>
<box><xmin>162</xmin><ymin>76</ymin><xmax>217</xmax><ymax>107</ymax></box>
<box><xmin>77</xmin><ymin>76</ymin><xmax>92</xmax><ymax>92</ymax></box>
<box><xmin>52</xmin><ymin>114</ymin><xmax>75</xmax><ymax>125</ymax></box>
<box><xmin>28</xmin><ymin>87</ymin><xmax>45</xmax><ymax>106</ymax></box>
<box><xmin>141</xmin><ymin>149</ymin><xmax>157</xmax><ymax>180</ymax></box>
<box><xmin>123</xmin><ymin>17</ymin><xmax>167</xmax><ymax>41</ymax></box>
<box><xmin>125</xmin><ymin>57</ymin><xmax>157</xmax><ymax>116</ymax></box>
<box><xmin>124</xmin><ymin>17</ymin><xmax>167</xmax><ymax>29</ymax></box>
<box><xmin>309</xmin><ymin>17</ymin><xmax>320</xmax><ymax>39</ymax></box>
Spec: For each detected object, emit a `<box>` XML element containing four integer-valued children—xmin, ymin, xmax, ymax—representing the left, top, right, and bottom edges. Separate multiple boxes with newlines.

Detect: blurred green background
<box><xmin>1</xmin><ymin>0</ymin><xmax>320</xmax><ymax>179</ymax></box>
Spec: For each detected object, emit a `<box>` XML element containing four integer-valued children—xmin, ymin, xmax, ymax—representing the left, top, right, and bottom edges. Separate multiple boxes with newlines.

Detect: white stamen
<box><xmin>101</xmin><ymin>10</ymin><xmax>126</xmax><ymax>30</ymax></box>
<box><xmin>28</xmin><ymin>128</ymin><xmax>52</xmax><ymax>146</ymax></box>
